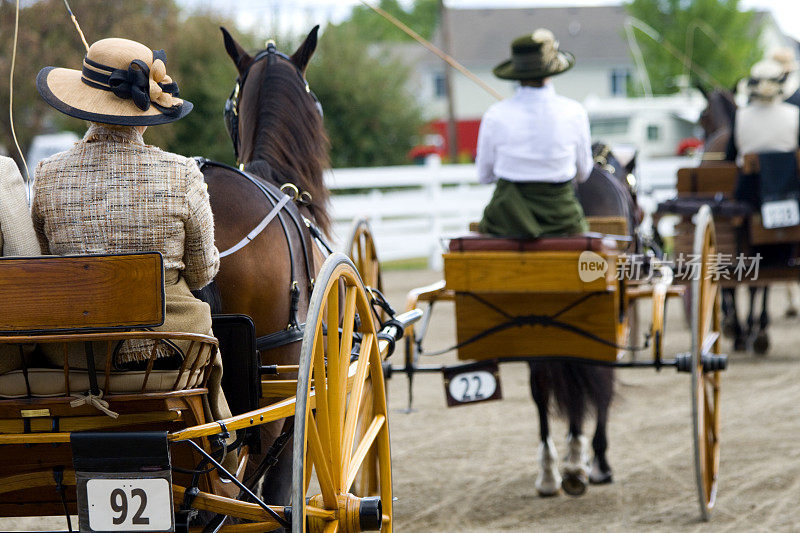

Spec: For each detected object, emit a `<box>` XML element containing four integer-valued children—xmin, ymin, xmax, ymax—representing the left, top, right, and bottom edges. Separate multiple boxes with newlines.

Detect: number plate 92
<box><xmin>86</xmin><ymin>478</ymin><xmax>173</xmax><ymax>532</ymax></box>
<box><xmin>443</xmin><ymin>362</ymin><xmax>502</xmax><ymax>407</ymax></box>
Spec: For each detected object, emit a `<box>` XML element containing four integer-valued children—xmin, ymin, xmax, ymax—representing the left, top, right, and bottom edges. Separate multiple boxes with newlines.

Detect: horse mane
<box><xmin>242</xmin><ymin>57</ymin><xmax>332</xmax><ymax>236</ymax></box>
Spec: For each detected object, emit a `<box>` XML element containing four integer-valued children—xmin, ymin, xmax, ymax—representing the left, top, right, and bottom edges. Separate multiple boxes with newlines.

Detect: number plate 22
<box><xmin>443</xmin><ymin>362</ymin><xmax>502</xmax><ymax>407</ymax></box>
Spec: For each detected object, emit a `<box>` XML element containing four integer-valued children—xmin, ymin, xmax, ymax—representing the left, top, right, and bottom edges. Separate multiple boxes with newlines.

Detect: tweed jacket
<box><xmin>32</xmin><ymin>124</ymin><xmax>219</xmax><ymax>290</ymax></box>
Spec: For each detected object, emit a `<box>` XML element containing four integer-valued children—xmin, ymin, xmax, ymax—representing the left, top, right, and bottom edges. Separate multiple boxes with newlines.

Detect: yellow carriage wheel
<box><xmin>292</xmin><ymin>253</ymin><xmax>392</xmax><ymax>533</ymax></box>
<box><xmin>345</xmin><ymin>219</ymin><xmax>385</xmax><ymax>320</ymax></box>
<box><xmin>690</xmin><ymin>205</ymin><xmax>722</xmax><ymax>521</ymax></box>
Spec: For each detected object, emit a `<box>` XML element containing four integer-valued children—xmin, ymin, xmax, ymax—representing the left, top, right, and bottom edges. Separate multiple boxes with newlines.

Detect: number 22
<box><xmin>110</xmin><ymin>488</ymin><xmax>149</xmax><ymax>525</ymax></box>
<box><xmin>458</xmin><ymin>375</ymin><xmax>484</xmax><ymax>401</ymax></box>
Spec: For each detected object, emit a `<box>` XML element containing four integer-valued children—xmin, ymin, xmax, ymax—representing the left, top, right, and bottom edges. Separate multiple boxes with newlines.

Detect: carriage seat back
<box><xmin>448</xmin><ymin>234</ymin><xmax>612</xmax><ymax>253</ymax></box>
<box><xmin>0</xmin><ymin>253</ymin><xmax>216</xmax><ymax>399</ymax></box>
<box><xmin>676</xmin><ymin>165</ymin><xmax>738</xmax><ymax>198</ymax></box>
<box><xmin>445</xmin><ymin>234</ymin><xmax>618</xmax><ymax>294</ymax></box>
<box><xmin>0</xmin><ymin>252</ymin><xmax>164</xmax><ymax>334</ymax></box>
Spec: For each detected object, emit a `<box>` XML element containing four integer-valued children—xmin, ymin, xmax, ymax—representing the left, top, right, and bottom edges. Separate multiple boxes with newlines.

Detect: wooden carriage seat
<box><xmin>676</xmin><ymin>165</ymin><xmax>738</xmax><ymax>198</ymax></box>
<box><xmin>0</xmin><ymin>253</ymin><xmax>214</xmax><ymax>399</ymax></box>
<box><xmin>444</xmin><ymin>235</ymin><xmax>626</xmax><ymax>364</ymax></box>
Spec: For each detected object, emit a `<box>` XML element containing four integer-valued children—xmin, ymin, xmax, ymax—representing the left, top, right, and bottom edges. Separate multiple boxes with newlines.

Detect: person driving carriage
<box><xmin>476</xmin><ymin>29</ymin><xmax>592</xmax><ymax>238</ymax></box>
<box><xmin>31</xmin><ymin>38</ymin><xmax>231</xmax><ymax>425</ymax></box>
<box><xmin>725</xmin><ymin>58</ymin><xmax>800</xmax><ymax>205</ymax></box>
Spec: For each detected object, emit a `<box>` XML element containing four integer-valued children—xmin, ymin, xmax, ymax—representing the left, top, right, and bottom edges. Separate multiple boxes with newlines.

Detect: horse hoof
<box><xmin>536</xmin><ymin>485</ymin><xmax>561</xmax><ymax>498</ymax></box>
<box><xmin>786</xmin><ymin>308</ymin><xmax>798</xmax><ymax>318</ymax></box>
<box><xmin>733</xmin><ymin>337</ymin><xmax>746</xmax><ymax>352</ymax></box>
<box><xmin>589</xmin><ymin>458</ymin><xmax>613</xmax><ymax>485</ymax></box>
<box><xmin>535</xmin><ymin>472</ymin><xmax>562</xmax><ymax>497</ymax></box>
<box><xmin>753</xmin><ymin>332</ymin><xmax>769</xmax><ymax>355</ymax></box>
<box><xmin>561</xmin><ymin>470</ymin><xmax>588</xmax><ymax>496</ymax></box>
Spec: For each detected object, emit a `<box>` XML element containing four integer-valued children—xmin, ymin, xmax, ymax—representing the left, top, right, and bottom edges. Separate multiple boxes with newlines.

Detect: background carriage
<box><xmin>348</xmin><ymin>194</ymin><xmax>727</xmax><ymax>521</ymax></box>
<box><xmin>656</xmin><ymin>160</ymin><xmax>800</xmax><ymax>354</ymax></box>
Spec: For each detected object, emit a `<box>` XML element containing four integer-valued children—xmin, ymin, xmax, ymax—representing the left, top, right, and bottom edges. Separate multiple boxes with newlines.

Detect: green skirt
<box><xmin>478</xmin><ymin>179</ymin><xmax>588</xmax><ymax>238</ymax></box>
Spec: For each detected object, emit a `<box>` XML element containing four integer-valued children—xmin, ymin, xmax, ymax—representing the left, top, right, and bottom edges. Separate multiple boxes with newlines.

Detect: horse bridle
<box><xmin>224</xmin><ymin>41</ymin><xmax>323</xmax><ymax>163</ymax></box>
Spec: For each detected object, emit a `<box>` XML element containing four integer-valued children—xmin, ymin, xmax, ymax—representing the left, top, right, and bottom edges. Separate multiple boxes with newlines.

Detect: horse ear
<box><xmin>221</xmin><ymin>27</ymin><xmax>253</xmax><ymax>74</ymax></box>
<box><xmin>291</xmin><ymin>25</ymin><xmax>319</xmax><ymax>74</ymax></box>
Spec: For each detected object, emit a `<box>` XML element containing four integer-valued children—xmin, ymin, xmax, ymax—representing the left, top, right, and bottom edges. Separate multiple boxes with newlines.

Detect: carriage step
<box><xmin>675</xmin><ymin>353</ymin><xmax>728</xmax><ymax>373</ymax></box>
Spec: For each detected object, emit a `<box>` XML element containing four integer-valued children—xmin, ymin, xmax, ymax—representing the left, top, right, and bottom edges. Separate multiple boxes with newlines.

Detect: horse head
<box><xmin>578</xmin><ymin>142</ymin><xmax>642</xmax><ymax>248</ymax></box>
<box><xmin>221</xmin><ymin>26</ymin><xmax>331</xmax><ymax>234</ymax></box>
<box><xmin>698</xmin><ymin>88</ymin><xmax>736</xmax><ymax>162</ymax></box>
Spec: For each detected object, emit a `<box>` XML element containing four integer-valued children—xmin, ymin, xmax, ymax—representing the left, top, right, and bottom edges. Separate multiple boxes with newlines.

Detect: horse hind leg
<box><xmin>529</xmin><ymin>362</ymin><xmax>561</xmax><ymax>497</ymax></box>
<box><xmin>753</xmin><ymin>287</ymin><xmax>770</xmax><ymax>355</ymax></box>
<box><xmin>559</xmin><ymin>364</ymin><xmax>591</xmax><ymax>497</ymax></box>
<box><xmin>722</xmin><ymin>288</ymin><xmax>745</xmax><ymax>351</ymax></box>
<box><xmin>589</xmin><ymin>370</ymin><xmax>614</xmax><ymax>485</ymax></box>
<box><xmin>562</xmin><ymin>429</ymin><xmax>590</xmax><ymax>496</ymax></box>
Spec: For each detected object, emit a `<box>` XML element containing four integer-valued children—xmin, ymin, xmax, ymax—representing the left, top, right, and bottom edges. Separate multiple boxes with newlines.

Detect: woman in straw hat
<box><xmin>726</xmin><ymin>57</ymin><xmax>800</xmax><ymax>198</ymax></box>
<box><xmin>0</xmin><ymin>156</ymin><xmax>42</xmax><ymax>374</ymax></box>
<box><xmin>476</xmin><ymin>28</ymin><xmax>592</xmax><ymax>238</ymax></box>
<box><xmin>32</xmin><ymin>38</ymin><xmax>231</xmax><ymax>426</ymax></box>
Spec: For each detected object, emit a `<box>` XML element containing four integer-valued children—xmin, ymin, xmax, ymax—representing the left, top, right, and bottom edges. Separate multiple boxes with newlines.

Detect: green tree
<box><xmin>308</xmin><ymin>22</ymin><xmax>425</xmax><ymax>167</ymax></box>
<box><xmin>341</xmin><ymin>0</ymin><xmax>438</xmax><ymax>42</ymax></box>
<box><xmin>625</xmin><ymin>0</ymin><xmax>763</xmax><ymax>94</ymax></box>
<box><xmin>0</xmin><ymin>0</ymin><xmax>243</xmax><ymax>170</ymax></box>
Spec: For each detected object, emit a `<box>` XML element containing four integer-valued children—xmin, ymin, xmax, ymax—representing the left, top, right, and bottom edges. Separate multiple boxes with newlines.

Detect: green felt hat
<box><xmin>493</xmin><ymin>29</ymin><xmax>575</xmax><ymax>81</ymax></box>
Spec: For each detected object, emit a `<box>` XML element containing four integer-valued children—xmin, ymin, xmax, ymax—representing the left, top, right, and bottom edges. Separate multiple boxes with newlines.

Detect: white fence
<box><xmin>326</xmin><ymin>155</ymin><xmax>693</xmax><ymax>268</ymax></box>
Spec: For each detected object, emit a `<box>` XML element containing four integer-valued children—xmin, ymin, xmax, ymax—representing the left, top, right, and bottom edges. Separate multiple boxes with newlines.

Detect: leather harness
<box><xmin>195</xmin><ymin>158</ymin><xmax>333</xmax><ymax>352</ymax></box>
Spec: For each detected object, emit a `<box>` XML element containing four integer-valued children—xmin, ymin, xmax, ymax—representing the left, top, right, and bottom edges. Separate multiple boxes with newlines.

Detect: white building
<box><xmin>406</xmin><ymin>5</ymin><xmax>793</xmax><ymax>156</ymax></box>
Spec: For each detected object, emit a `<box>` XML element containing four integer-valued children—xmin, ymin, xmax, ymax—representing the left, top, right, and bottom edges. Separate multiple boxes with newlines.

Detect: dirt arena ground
<box><xmin>4</xmin><ymin>270</ymin><xmax>799</xmax><ymax>532</ymax></box>
<box><xmin>382</xmin><ymin>270</ymin><xmax>800</xmax><ymax>532</ymax></box>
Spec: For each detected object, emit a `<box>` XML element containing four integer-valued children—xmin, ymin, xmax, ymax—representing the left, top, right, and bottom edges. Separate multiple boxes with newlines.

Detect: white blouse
<box><xmin>476</xmin><ymin>84</ymin><xmax>593</xmax><ymax>185</ymax></box>
<box><xmin>735</xmin><ymin>101</ymin><xmax>799</xmax><ymax>161</ymax></box>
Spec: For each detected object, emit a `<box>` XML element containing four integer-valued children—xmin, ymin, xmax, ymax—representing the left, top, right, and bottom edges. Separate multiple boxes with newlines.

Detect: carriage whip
<box><xmin>8</xmin><ymin>0</ymin><xmax>30</xmax><ymax>184</ymax></box>
<box><xmin>8</xmin><ymin>0</ymin><xmax>90</xmax><ymax>185</ymax></box>
<box><xmin>358</xmin><ymin>0</ymin><xmax>503</xmax><ymax>101</ymax></box>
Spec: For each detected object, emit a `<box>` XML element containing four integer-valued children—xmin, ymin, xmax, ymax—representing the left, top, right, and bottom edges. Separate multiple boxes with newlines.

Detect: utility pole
<box><xmin>439</xmin><ymin>0</ymin><xmax>458</xmax><ymax>163</ymax></box>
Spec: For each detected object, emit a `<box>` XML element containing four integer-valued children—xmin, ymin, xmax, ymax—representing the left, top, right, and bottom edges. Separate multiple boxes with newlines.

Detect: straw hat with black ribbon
<box><xmin>493</xmin><ymin>29</ymin><xmax>575</xmax><ymax>81</ymax></box>
<box><xmin>37</xmin><ymin>38</ymin><xmax>192</xmax><ymax>126</ymax></box>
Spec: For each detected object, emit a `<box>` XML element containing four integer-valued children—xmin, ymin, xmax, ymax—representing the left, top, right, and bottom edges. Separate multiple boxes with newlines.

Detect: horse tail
<box><xmin>531</xmin><ymin>361</ymin><xmax>614</xmax><ymax>422</ymax></box>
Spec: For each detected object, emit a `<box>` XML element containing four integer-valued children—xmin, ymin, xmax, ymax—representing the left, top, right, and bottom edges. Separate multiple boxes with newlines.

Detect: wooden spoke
<box><xmin>346</xmin><ymin>415</ymin><xmax>385</xmax><ymax>491</ymax></box>
<box><xmin>342</xmin><ymin>337</ymin><xmax>374</xmax><ymax>479</ymax></box>
<box><xmin>306</xmin><ymin>410</ymin><xmax>337</xmax><ymax>508</ymax></box>
<box><xmin>690</xmin><ymin>205</ymin><xmax>722</xmax><ymax>521</ymax></box>
<box><xmin>293</xmin><ymin>253</ymin><xmax>393</xmax><ymax>533</ymax></box>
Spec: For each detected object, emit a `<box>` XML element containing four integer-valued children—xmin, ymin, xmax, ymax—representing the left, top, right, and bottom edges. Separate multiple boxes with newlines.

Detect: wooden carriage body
<box><xmin>443</xmin><ymin>236</ymin><xmax>626</xmax><ymax>364</ymax></box>
<box><xmin>0</xmin><ymin>253</ymin><xmax>227</xmax><ymax>518</ymax></box>
<box><xmin>0</xmin><ymin>249</ymin><xmax>413</xmax><ymax>532</ymax></box>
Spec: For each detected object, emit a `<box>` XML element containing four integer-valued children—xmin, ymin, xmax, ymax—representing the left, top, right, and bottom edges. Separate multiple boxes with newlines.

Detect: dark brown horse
<box><xmin>199</xmin><ymin>26</ymin><xmax>330</xmax><ymax>506</ymax></box>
